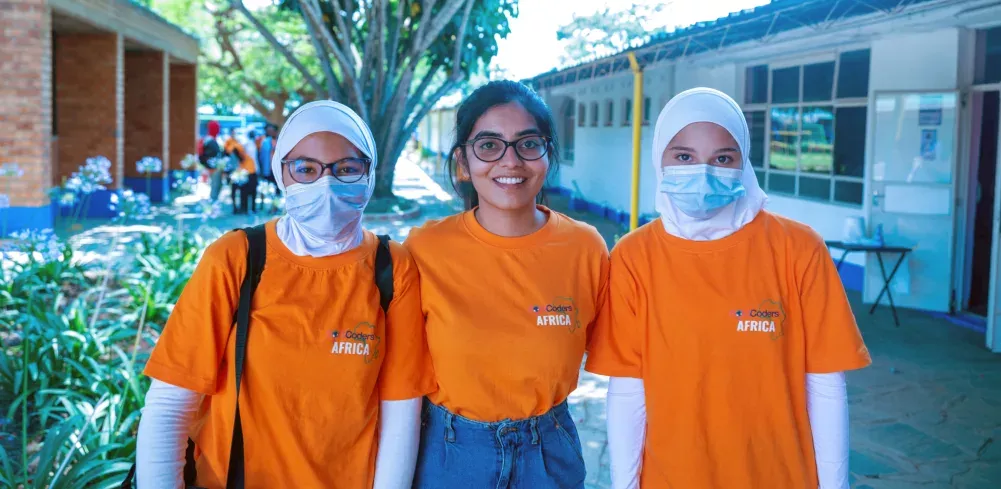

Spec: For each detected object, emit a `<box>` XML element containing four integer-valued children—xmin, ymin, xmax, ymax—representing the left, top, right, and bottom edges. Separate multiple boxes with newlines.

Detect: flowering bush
<box><xmin>65</xmin><ymin>157</ymin><xmax>112</xmax><ymax>194</ymax></box>
<box><xmin>109</xmin><ymin>189</ymin><xmax>152</xmax><ymax>222</ymax></box>
<box><xmin>180</xmin><ymin>154</ymin><xmax>200</xmax><ymax>171</ymax></box>
<box><xmin>136</xmin><ymin>156</ymin><xmax>163</xmax><ymax>174</ymax></box>
<box><xmin>6</xmin><ymin>229</ymin><xmax>65</xmax><ymax>264</ymax></box>
<box><xmin>197</xmin><ymin>200</ymin><xmax>224</xmax><ymax>222</ymax></box>
<box><xmin>172</xmin><ymin>174</ymin><xmax>199</xmax><ymax>197</ymax></box>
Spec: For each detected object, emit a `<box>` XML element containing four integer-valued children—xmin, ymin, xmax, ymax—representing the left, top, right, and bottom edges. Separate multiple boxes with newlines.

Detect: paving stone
<box><xmin>850</xmin><ymin>449</ymin><xmax>906</xmax><ymax>477</ymax></box>
<box><xmin>866</xmin><ymin>423</ymin><xmax>963</xmax><ymax>462</ymax></box>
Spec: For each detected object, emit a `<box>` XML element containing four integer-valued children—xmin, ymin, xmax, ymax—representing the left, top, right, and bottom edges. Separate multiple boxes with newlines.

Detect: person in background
<box><xmin>585</xmin><ymin>87</ymin><xmax>871</xmax><ymax>489</ymax></box>
<box><xmin>225</xmin><ymin>128</ymin><xmax>256</xmax><ymax>215</ymax></box>
<box><xmin>199</xmin><ymin>120</ymin><xmax>224</xmax><ymax>202</ymax></box>
<box><xmin>406</xmin><ymin>80</ymin><xmax>608</xmax><ymax>489</ymax></box>
<box><xmin>136</xmin><ymin>100</ymin><xmax>432</xmax><ymax>488</ymax></box>
<box><xmin>244</xmin><ymin>130</ymin><xmax>260</xmax><ymax>214</ymax></box>
<box><xmin>259</xmin><ymin>123</ymin><xmax>280</xmax><ymax>213</ymax></box>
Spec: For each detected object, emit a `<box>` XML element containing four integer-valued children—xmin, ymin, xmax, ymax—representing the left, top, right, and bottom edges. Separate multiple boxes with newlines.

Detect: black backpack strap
<box><xmin>225</xmin><ymin>224</ymin><xmax>267</xmax><ymax>489</ymax></box>
<box><xmin>375</xmin><ymin>235</ymin><xmax>394</xmax><ymax>314</ymax></box>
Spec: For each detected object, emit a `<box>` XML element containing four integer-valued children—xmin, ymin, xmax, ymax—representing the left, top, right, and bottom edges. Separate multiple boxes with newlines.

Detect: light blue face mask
<box><xmin>285</xmin><ymin>176</ymin><xmax>369</xmax><ymax>241</ymax></box>
<box><xmin>659</xmin><ymin>164</ymin><xmax>746</xmax><ymax>219</ymax></box>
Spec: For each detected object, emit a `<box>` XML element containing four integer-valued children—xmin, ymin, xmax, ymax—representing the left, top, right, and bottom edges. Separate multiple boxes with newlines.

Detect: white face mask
<box><xmin>284</xmin><ymin>176</ymin><xmax>368</xmax><ymax>243</ymax></box>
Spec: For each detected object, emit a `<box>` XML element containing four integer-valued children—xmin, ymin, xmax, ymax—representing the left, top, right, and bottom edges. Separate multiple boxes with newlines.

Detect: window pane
<box><xmin>591</xmin><ymin>102</ymin><xmax>598</xmax><ymax>127</ymax></box>
<box><xmin>578</xmin><ymin>104</ymin><xmax>585</xmax><ymax>127</ymax></box>
<box><xmin>803</xmin><ymin>62</ymin><xmax>835</xmax><ymax>102</ymax></box>
<box><xmin>800</xmin><ymin>106</ymin><xmax>834</xmax><ymax>174</ymax></box>
<box><xmin>799</xmin><ymin>176</ymin><xmax>831</xmax><ymax>200</ymax></box>
<box><xmin>771</xmin><ymin>66</ymin><xmax>800</xmax><ymax>103</ymax></box>
<box><xmin>837</xmin><ymin>49</ymin><xmax>870</xmax><ymax>98</ymax></box>
<box><xmin>834</xmin><ymin>180</ymin><xmax>864</xmax><ymax>205</ymax></box>
<box><xmin>770</xmin><ymin>107</ymin><xmax>799</xmax><ymax>171</ymax></box>
<box><xmin>744</xmin><ymin>111</ymin><xmax>766</xmax><ymax>168</ymax></box>
<box><xmin>745</xmin><ymin>65</ymin><xmax>768</xmax><ymax>104</ymax></box>
<box><xmin>643</xmin><ymin>97</ymin><xmax>651</xmax><ymax>123</ymax></box>
<box><xmin>606</xmin><ymin>101</ymin><xmax>614</xmax><ymax>126</ymax></box>
<box><xmin>755</xmin><ymin>170</ymin><xmax>765</xmax><ymax>189</ymax></box>
<box><xmin>623</xmin><ymin>99</ymin><xmax>632</xmax><ymax>125</ymax></box>
<box><xmin>976</xmin><ymin>27</ymin><xmax>1001</xmax><ymax>84</ymax></box>
<box><xmin>767</xmin><ymin>173</ymin><xmax>795</xmax><ymax>194</ymax></box>
<box><xmin>834</xmin><ymin>107</ymin><xmax>866</xmax><ymax>177</ymax></box>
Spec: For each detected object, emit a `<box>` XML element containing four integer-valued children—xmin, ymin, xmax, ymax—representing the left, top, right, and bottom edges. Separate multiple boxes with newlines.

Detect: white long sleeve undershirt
<box><xmin>605</xmin><ymin>372</ymin><xmax>850</xmax><ymax>489</ymax></box>
<box><xmin>135</xmin><ymin>380</ymin><xmax>421</xmax><ymax>488</ymax></box>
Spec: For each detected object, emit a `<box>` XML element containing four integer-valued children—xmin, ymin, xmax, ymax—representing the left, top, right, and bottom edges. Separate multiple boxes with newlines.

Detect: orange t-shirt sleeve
<box><xmin>800</xmin><ymin>243</ymin><xmax>872</xmax><ymax>373</ymax></box>
<box><xmin>143</xmin><ymin>232</ymin><xmax>246</xmax><ymax>394</ymax></box>
<box><xmin>585</xmin><ymin>249</ymin><xmax>644</xmax><ymax>378</ymax></box>
<box><xmin>586</xmin><ymin>243</ymin><xmax>611</xmax><ymax>349</ymax></box>
<box><xmin>378</xmin><ymin>243</ymin><xmax>435</xmax><ymax>400</ymax></box>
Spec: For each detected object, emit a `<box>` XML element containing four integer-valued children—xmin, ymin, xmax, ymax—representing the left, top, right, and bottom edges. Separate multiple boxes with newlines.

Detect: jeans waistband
<box><xmin>424</xmin><ymin>399</ymin><xmax>571</xmax><ymax>444</ymax></box>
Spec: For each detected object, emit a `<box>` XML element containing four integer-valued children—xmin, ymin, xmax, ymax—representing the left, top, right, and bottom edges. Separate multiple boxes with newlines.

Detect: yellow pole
<box><xmin>627</xmin><ymin>52</ymin><xmax>644</xmax><ymax>231</ymax></box>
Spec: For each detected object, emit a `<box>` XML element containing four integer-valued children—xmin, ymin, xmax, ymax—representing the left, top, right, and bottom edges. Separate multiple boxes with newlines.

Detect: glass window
<box><xmin>643</xmin><ymin>97</ymin><xmax>652</xmax><ymax>124</ymax></box>
<box><xmin>745</xmin><ymin>111</ymin><xmax>766</xmax><ymax>168</ymax></box>
<box><xmin>976</xmin><ymin>27</ymin><xmax>1001</xmax><ymax>85</ymax></box>
<box><xmin>767</xmin><ymin>173</ymin><xmax>796</xmax><ymax>194</ymax></box>
<box><xmin>578</xmin><ymin>104</ymin><xmax>586</xmax><ymax>127</ymax></box>
<box><xmin>623</xmin><ymin>98</ymin><xmax>632</xmax><ymax>125</ymax></box>
<box><xmin>799</xmin><ymin>176</ymin><xmax>831</xmax><ymax>200</ymax></box>
<box><xmin>803</xmin><ymin>62</ymin><xmax>835</xmax><ymax>102</ymax></box>
<box><xmin>563</xmin><ymin>102</ymin><xmax>575</xmax><ymax>162</ymax></box>
<box><xmin>754</xmin><ymin>171</ymin><xmax>765</xmax><ymax>189</ymax></box>
<box><xmin>771</xmin><ymin>66</ymin><xmax>800</xmax><ymax>104</ymax></box>
<box><xmin>800</xmin><ymin>106</ymin><xmax>834</xmax><ymax>174</ymax></box>
<box><xmin>837</xmin><ymin>49</ymin><xmax>870</xmax><ymax>98</ymax></box>
<box><xmin>834</xmin><ymin>107</ymin><xmax>866</xmax><ymax>177</ymax></box>
<box><xmin>745</xmin><ymin>65</ymin><xmax>768</xmax><ymax>104</ymax></box>
<box><xmin>590</xmin><ymin>102</ymin><xmax>598</xmax><ymax>127</ymax></box>
<box><xmin>605</xmin><ymin>100</ymin><xmax>614</xmax><ymax>126</ymax></box>
<box><xmin>834</xmin><ymin>180</ymin><xmax>864</xmax><ymax>205</ymax></box>
<box><xmin>769</xmin><ymin>107</ymin><xmax>799</xmax><ymax>171</ymax></box>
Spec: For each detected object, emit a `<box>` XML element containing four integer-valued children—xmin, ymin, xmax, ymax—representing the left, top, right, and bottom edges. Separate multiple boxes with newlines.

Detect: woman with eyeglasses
<box><xmin>136</xmin><ymin>101</ymin><xmax>433</xmax><ymax>488</ymax></box>
<box><xmin>586</xmin><ymin>88</ymin><xmax>870</xmax><ymax>489</ymax></box>
<box><xmin>405</xmin><ymin>80</ymin><xmax>609</xmax><ymax>488</ymax></box>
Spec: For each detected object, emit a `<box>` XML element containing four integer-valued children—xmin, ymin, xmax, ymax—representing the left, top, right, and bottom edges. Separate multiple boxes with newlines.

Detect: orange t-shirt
<box><xmin>404</xmin><ymin>206</ymin><xmax>609</xmax><ymax>422</ymax></box>
<box><xmin>144</xmin><ymin>221</ymin><xmax>434</xmax><ymax>489</ymax></box>
<box><xmin>225</xmin><ymin>138</ymin><xmax>256</xmax><ymax>174</ymax></box>
<box><xmin>585</xmin><ymin>211</ymin><xmax>871</xmax><ymax>489</ymax></box>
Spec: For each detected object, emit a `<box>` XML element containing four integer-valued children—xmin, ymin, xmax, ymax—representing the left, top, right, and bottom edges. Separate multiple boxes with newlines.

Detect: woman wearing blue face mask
<box><xmin>586</xmin><ymin>88</ymin><xmax>871</xmax><ymax>489</ymax></box>
<box><xmin>135</xmin><ymin>101</ymin><xmax>433</xmax><ymax>489</ymax></box>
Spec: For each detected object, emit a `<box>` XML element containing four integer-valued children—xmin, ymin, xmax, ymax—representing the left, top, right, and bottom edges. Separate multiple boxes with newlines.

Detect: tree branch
<box><xmin>301</xmin><ymin>0</ymin><xmax>367</xmax><ymax>119</ymax></box>
<box><xmin>413</xmin><ymin>0</ymin><xmax>466</xmax><ymax>56</ymax></box>
<box><xmin>329</xmin><ymin>0</ymin><xmax>355</xmax><ymax>55</ymax></box>
<box><xmin>229</xmin><ymin>0</ymin><xmax>325</xmax><ymax>95</ymax></box>
<box><xmin>381</xmin><ymin>0</ymin><xmax>405</xmax><ymax>112</ymax></box>
<box><xmin>301</xmin><ymin>5</ymin><xmax>343</xmax><ymax>100</ymax></box>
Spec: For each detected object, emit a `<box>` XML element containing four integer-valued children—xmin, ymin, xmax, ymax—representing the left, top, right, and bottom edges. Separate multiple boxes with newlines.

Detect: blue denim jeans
<box><xmin>412</xmin><ymin>399</ymin><xmax>586</xmax><ymax>489</ymax></box>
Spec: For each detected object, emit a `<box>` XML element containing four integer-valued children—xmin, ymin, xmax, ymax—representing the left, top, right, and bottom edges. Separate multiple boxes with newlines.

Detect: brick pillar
<box><xmin>169</xmin><ymin>63</ymin><xmax>197</xmax><ymax>172</ymax></box>
<box><xmin>0</xmin><ymin>0</ymin><xmax>53</xmax><ymax>236</ymax></box>
<box><xmin>124</xmin><ymin>50</ymin><xmax>168</xmax><ymax>201</ymax></box>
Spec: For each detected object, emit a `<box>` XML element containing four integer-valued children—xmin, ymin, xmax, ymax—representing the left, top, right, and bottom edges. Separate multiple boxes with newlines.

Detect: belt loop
<box><xmin>444</xmin><ymin>411</ymin><xmax>456</xmax><ymax>443</ymax></box>
<box><xmin>530</xmin><ymin>417</ymin><xmax>540</xmax><ymax>445</ymax></box>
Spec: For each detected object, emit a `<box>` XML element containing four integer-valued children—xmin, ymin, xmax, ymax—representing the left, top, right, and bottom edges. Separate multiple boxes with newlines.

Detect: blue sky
<box><xmin>492</xmin><ymin>0</ymin><xmax>771</xmax><ymax>80</ymax></box>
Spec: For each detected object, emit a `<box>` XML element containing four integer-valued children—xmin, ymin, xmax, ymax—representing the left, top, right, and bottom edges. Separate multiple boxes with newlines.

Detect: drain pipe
<box><xmin>627</xmin><ymin>52</ymin><xmax>644</xmax><ymax>231</ymax></box>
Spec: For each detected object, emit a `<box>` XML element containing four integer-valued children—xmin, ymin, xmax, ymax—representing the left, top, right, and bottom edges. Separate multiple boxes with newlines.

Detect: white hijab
<box><xmin>271</xmin><ymin>100</ymin><xmax>378</xmax><ymax>256</ymax></box>
<box><xmin>651</xmin><ymin>87</ymin><xmax>768</xmax><ymax>241</ymax></box>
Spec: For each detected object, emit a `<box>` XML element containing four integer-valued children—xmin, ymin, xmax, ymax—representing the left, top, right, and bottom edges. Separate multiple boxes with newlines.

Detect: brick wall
<box><xmin>169</xmin><ymin>63</ymin><xmax>196</xmax><ymax>171</ymax></box>
<box><xmin>0</xmin><ymin>0</ymin><xmax>52</xmax><ymax>207</ymax></box>
<box><xmin>123</xmin><ymin>50</ymin><xmax>165</xmax><ymax>179</ymax></box>
<box><xmin>54</xmin><ymin>32</ymin><xmax>121</xmax><ymax>186</ymax></box>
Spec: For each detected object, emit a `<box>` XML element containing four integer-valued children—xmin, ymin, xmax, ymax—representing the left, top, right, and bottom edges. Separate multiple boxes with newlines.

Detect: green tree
<box><xmin>151</xmin><ymin>0</ymin><xmax>321</xmax><ymax>123</ymax></box>
<box><xmin>233</xmin><ymin>0</ymin><xmax>517</xmax><ymax>200</ymax></box>
<box><xmin>556</xmin><ymin>2</ymin><xmax>668</xmax><ymax>65</ymax></box>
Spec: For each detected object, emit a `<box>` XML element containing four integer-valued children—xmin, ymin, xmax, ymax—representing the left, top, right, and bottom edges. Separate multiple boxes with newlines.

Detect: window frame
<box><xmin>742</xmin><ymin>48</ymin><xmax>870</xmax><ymax>207</ymax></box>
<box><xmin>622</xmin><ymin>97</ymin><xmax>632</xmax><ymax>126</ymax></box>
<box><xmin>605</xmin><ymin>99</ymin><xmax>615</xmax><ymax>127</ymax></box>
<box><xmin>590</xmin><ymin>101</ymin><xmax>599</xmax><ymax>127</ymax></box>
<box><xmin>577</xmin><ymin>103</ymin><xmax>586</xmax><ymax>128</ymax></box>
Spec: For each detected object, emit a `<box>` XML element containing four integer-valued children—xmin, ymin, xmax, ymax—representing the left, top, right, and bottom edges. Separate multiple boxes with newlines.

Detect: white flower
<box><xmin>0</xmin><ymin>194</ymin><xmax>8</xmax><ymax>209</ymax></box>
<box><xmin>199</xmin><ymin>201</ymin><xmax>223</xmax><ymax>222</ymax></box>
<box><xmin>112</xmin><ymin>189</ymin><xmax>153</xmax><ymax>221</ymax></box>
<box><xmin>65</xmin><ymin>156</ymin><xmax>113</xmax><ymax>195</ymax></box>
<box><xmin>9</xmin><ymin>228</ymin><xmax>64</xmax><ymax>264</ymax></box>
<box><xmin>58</xmin><ymin>191</ymin><xmax>78</xmax><ymax>207</ymax></box>
<box><xmin>180</xmin><ymin>154</ymin><xmax>200</xmax><ymax>170</ymax></box>
<box><xmin>230</xmin><ymin>169</ymin><xmax>250</xmax><ymax>186</ymax></box>
<box><xmin>136</xmin><ymin>156</ymin><xmax>163</xmax><ymax>174</ymax></box>
<box><xmin>0</xmin><ymin>163</ymin><xmax>24</xmax><ymax>178</ymax></box>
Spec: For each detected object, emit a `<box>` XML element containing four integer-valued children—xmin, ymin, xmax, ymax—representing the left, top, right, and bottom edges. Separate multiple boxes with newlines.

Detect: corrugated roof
<box><xmin>527</xmin><ymin>0</ymin><xmax>942</xmax><ymax>90</ymax></box>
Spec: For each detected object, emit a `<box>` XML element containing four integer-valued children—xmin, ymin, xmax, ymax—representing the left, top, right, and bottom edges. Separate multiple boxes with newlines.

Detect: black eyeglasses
<box><xmin>281</xmin><ymin>156</ymin><xmax>371</xmax><ymax>184</ymax></box>
<box><xmin>464</xmin><ymin>135</ymin><xmax>550</xmax><ymax>163</ymax></box>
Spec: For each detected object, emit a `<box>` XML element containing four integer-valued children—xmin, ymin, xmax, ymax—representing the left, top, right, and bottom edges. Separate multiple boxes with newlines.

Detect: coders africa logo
<box><xmin>331</xmin><ymin>321</ymin><xmax>381</xmax><ymax>364</ymax></box>
<box><xmin>733</xmin><ymin>299</ymin><xmax>786</xmax><ymax>341</ymax></box>
<box><xmin>533</xmin><ymin>296</ymin><xmax>582</xmax><ymax>333</ymax></box>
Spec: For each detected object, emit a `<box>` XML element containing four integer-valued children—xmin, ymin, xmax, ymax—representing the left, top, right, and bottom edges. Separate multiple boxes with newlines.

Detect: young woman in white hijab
<box><xmin>135</xmin><ymin>101</ymin><xmax>433</xmax><ymax>488</ymax></box>
<box><xmin>585</xmin><ymin>88</ymin><xmax>872</xmax><ymax>489</ymax></box>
